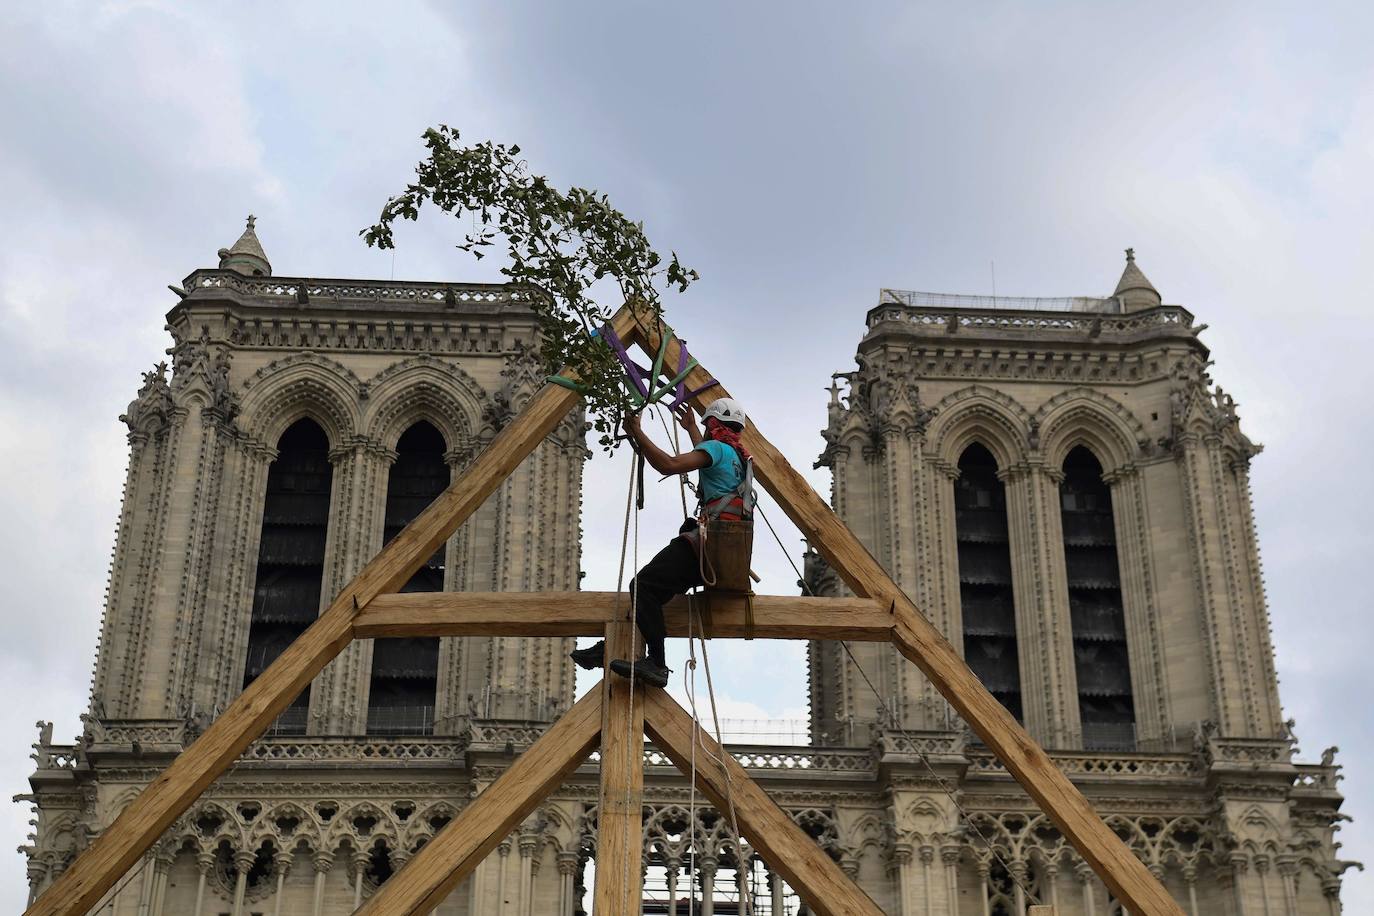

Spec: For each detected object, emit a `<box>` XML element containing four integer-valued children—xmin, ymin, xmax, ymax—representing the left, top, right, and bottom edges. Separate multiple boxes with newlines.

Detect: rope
<box><xmin>753</xmin><ymin>503</ymin><xmax>1042</xmax><ymax>907</ymax></box>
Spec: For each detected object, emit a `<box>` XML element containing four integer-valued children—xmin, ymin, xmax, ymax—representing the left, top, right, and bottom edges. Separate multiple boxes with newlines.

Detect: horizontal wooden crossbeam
<box><xmin>353</xmin><ymin>591</ymin><xmax>893</xmax><ymax>640</ymax></box>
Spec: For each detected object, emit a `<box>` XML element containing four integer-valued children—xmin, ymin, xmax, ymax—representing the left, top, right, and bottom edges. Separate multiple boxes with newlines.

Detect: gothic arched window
<box><xmin>954</xmin><ymin>443</ymin><xmax>1023</xmax><ymax>720</ymax></box>
<box><xmin>1059</xmin><ymin>446</ymin><xmax>1136</xmax><ymax>750</ymax></box>
<box><xmin>367</xmin><ymin>421</ymin><xmax>447</xmax><ymax>735</ymax></box>
<box><xmin>245</xmin><ymin>418</ymin><xmax>333</xmax><ymax>735</ymax></box>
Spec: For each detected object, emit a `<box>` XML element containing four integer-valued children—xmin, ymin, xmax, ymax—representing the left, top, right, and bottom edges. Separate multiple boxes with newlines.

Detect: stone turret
<box><xmin>1113</xmin><ymin>247</ymin><xmax>1161</xmax><ymax>312</ymax></box>
<box><xmin>217</xmin><ymin>214</ymin><xmax>272</xmax><ymax>276</ymax></box>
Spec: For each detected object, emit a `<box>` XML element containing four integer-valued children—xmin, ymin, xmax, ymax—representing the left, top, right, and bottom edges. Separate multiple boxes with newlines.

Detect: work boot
<box><xmin>569</xmin><ymin>640</ymin><xmax>606</xmax><ymax>670</ymax></box>
<box><xmin>609</xmin><ymin>657</ymin><xmax>671</xmax><ymax>689</ymax></box>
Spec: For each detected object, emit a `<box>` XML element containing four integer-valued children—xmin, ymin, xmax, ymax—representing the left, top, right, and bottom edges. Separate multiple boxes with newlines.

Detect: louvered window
<box><xmin>955</xmin><ymin>443</ymin><xmax>1022</xmax><ymax>720</ymax></box>
<box><xmin>1060</xmin><ymin>446</ymin><xmax>1135</xmax><ymax>750</ymax></box>
<box><xmin>367</xmin><ymin>422</ymin><xmax>447</xmax><ymax>735</ymax></box>
<box><xmin>245</xmin><ymin>419</ymin><xmax>333</xmax><ymax>735</ymax></box>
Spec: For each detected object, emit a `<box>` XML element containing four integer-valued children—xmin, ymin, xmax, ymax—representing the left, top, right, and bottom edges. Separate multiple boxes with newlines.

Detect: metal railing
<box><xmin>366</xmin><ymin>705</ymin><xmax>436</xmax><ymax>736</ymax></box>
<box><xmin>880</xmin><ymin>288</ymin><xmax>1120</xmax><ymax>313</ymax></box>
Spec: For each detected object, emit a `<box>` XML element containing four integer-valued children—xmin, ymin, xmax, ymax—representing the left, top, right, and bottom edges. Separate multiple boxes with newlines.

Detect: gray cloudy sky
<box><xmin>2</xmin><ymin>0</ymin><xmax>1371</xmax><ymax>908</ymax></box>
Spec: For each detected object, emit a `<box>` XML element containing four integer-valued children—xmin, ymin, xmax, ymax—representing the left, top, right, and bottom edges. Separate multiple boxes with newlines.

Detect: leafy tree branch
<box><xmin>363</xmin><ymin>126</ymin><xmax>698</xmax><ymax>448</ymax></box>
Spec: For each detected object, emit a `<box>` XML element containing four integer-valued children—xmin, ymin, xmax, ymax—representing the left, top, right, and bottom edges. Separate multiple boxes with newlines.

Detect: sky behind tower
<box><xmin>1</xmin><ymin>1</ymin><xmax>1371</xmax><ymax>908</ymax></box>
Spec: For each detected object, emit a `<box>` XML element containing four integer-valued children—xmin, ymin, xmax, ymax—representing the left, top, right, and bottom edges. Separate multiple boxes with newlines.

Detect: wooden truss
<box><xmin>27</xmin><ymin>307</ymin><xmax>1185</xmax><ymax>916</ymax></box>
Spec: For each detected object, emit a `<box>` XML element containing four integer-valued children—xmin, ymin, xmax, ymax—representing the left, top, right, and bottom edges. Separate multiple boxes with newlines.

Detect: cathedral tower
<box><xmin>806</xmin><ymin>253</ymin><xmax>1351</xmax><ymax>913</ymax></box>
<box><xmin>22</xmin><ymin>219</ymin><xmax>588</xmax><ymax>913</ymax></box>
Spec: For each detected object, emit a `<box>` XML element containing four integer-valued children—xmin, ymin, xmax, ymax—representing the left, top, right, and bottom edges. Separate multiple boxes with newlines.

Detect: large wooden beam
<box><xmin>354</xmin><ymin>591</ymin><xmax>893</xmax><ymax>640</ymax></box>
<box><xmin>353</xmin><ymin>688</ymin><xmax>603</xmax><ymax>916</ymax></box>
<box><xmin>641</xmin><ymin>688</ymin><xmax>884</xmax><ymax>916</ymax></box>
<box><xmin>631</xmin><ymin>321</ymin><xmax>1185</xmax><ymax>916</ymax></box>
<box><xmin>26</xmin><ymin>306</ymin><xmax>642</xmax><ymax>916</ymax></box>
<box><xmin>593</xmin><ymin>620</ymin><xmax>645</xmax><ymax>913</ymax></box>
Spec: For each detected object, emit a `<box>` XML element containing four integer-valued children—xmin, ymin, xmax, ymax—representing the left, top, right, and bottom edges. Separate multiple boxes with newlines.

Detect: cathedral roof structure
<box><xmin>217</xmin><ymin>214</ymin><xmax>272</xmax><ymax>276</ymax></box>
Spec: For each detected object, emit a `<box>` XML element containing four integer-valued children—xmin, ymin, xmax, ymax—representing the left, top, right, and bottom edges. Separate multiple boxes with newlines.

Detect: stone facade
<box><xmin>18</xmin><ymin>229</ymin><xmax>1353</xmax><ymax>915</ymax></box>
<box><xmin>803</xmin><ymin>255</ymin><xmax>1352</xmax><ymax>913</ymax></box>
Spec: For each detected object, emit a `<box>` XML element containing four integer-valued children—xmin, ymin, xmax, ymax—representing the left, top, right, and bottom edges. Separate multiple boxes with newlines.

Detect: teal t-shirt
<box><xmin>693</xmin><ymin>439</ymin><xmax>745</xmax><ymax>501</ymax></box>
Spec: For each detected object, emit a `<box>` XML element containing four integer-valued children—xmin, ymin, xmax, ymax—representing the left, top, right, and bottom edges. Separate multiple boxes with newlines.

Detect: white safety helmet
<box><xmin>702</xmin><ymin>397</ymin><xmax>747</xmax><ymax>430</ymax></box>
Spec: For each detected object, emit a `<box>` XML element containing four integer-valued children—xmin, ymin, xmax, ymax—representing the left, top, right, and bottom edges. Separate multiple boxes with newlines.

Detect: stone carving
<box><xmin>120</xmin><ymin>362</ymin><xmax>173</xmax><ymax>436</ymax></box>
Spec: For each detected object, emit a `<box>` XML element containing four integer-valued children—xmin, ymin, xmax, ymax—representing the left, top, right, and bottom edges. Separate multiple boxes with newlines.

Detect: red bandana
<box><xmin>707</xmin><ymin>422</ymin><xmax>751</xmax><ymax>461</ymax></box>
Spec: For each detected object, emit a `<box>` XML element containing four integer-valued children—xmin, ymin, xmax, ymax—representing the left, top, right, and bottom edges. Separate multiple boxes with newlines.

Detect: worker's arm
<box><xmin>625</xmin><ymin>413</ymin><xmax>711</xmax><ymax>476</ymax></box>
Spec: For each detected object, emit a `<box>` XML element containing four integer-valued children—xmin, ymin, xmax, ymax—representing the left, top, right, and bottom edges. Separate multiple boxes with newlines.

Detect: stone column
<box><xmin>892</xmin><ymin>844</ymin><xmax>914</xmax><ymax>914</ymax></box>
<box><xmin>135</xmin><ymin>854</ymin><xmax>155</xmax><ymax>915</ymax></box>
<box><xmin>1104</xmin><ymin>467</ymin><xmax>1170</xmax><ymax>746</ymax></box>
<box><xmin>976</xmin><ymin>859</ymin><xmax>991</xmax><ymax>916</ymax></box>
<box><xmin>311</xmin><ymin>852</ymin><xmax>333</xmax><ymax>916</ymax></box>
<box><xmin>919</xmin><ymin>845</ymin><xmax>936</xmax><ymax>913</ymax></box>
<box><xmin>1010</xmin><ymin>859</ymin><xmax>1028</xmax><ymax>913</ymax></box>
<box><xmin>940</xmin><ymin>846</ymin><xmax>961</xmax><ymax>913</ymax></box>
<box><xmin>193</xmin><ymin>851</ymin><xmax>214</xmax><ymax>916</ymax></box>
<box><xmin>517</xmin><ymin>831</ymin><xmax>538</xmax><ymax>915</ymax></box>
<box><xmin>1001</xmin><ymin>463</ymin><xmax>1079</xmax><ymax>747</ymax></box>
<box><xmin>24</xmin><ymin>859</ymin><xmax>47</xmax><ymax>906</ymax></box>
<box><xmin>1229</xmin><ymin>854</ymin><xmax>1249</xmax><ymax>916</ymax></box>
<box><xmin>699</xmin><ymin>856</ymin><xmax>717</xmax><ymax>916</ymax></box>
<box><xmin>1253</xmin><ymin>855</ymin><xmax>1274</xmax><ymax>916</ymax></box>
<box><xmin>271</xmin><ymin>848</ymin><xmax>292</xmax><ymax>916</ymax></box>
<box><xmin>231</xmin><ymin>849</ymin><xmax>255</xmax><ymax>916</ymax></box>
<box><xmin>1321</xmin><ymin>877</ymin><xmax>1342</xmax><ymax>916</ymax></box>
<box><xmin>495</xmin><ymin>840</ymin><xmax>511</xmax><ymax>913</ymax></box>
<box><xmin>316</xmin><ymin>436</ymin><xmax>393</xmax><ymax>734</ymax></box>
<box><xmin>1277</xmin><ymin>858</ymin><xmax>1299</xmax><ymax>916</ymax></box>
<box><xmin>664</xmin><ymin>858</ymin><xmax>679</xmax><ymax>916</ymax></box>
<box><xmin>769</xmin><ymin>866</ymin><xmax>785</xmax><ymax>914</ymax></box>
<box><xmin>557</xmin><ymin>851</ymin><xmax>579</xmax><ymax>916</ymax></box>
<box><xmin>351</xmin><ymin>848</ymin><xmax>368</xmax><ymax>909</ymax></box>
<box><xmin>1043</xmin><ymin>861</ymin><xmax>1061</xmax><ymax>910</ymax></box>
<box><xmin>1076</xmin><ymin>861</ymin><xmax>1098</xmax><ymax>916</ymax></box>
<box><xmin>148</xmin><ymin>852</ymin><xmax>172</xmax><ymax>916</ymax></box>
<box><xmin>1181</xmin><ymin>864</ymin><xmax>1200</xmax><ymax>916</ymax></box>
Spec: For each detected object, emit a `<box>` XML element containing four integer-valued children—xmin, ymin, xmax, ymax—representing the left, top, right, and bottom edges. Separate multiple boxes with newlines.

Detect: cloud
<box><xmin>4</xmin><ymin>0</ymin><xmax>1374</xmax><ymax>907</ymax></box>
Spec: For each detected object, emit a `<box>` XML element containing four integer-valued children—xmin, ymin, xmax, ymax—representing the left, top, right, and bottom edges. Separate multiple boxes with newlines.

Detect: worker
<box><xmin>570</xmin><ymin>398</ymin><xmax>752</xmax><ymax>688</ymax></box>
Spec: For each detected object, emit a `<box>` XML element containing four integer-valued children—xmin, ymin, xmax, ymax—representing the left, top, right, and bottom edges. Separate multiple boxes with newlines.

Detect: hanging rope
<box><xmin>753</xmin><ymin>502</ymin><xmax>1042</xmax><ymax>908</ymax></box>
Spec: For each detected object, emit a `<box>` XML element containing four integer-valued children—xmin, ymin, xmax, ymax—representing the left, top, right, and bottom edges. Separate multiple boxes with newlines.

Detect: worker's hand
<box><xmin>622</xmin><ymin>410</ymin><xmax>642</xmax><ymax>439</ymax></box>
<box><xmin>673</xmin><ymin>404</ymin><xmax>700</xmax><ymax>437</ymax></box>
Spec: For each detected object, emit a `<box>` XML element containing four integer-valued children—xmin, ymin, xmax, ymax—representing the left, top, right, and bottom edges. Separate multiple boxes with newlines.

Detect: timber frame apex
<box><xmin>27</xmin><ymin>305</ymin><xmax>1184</xmax><ymax>916</ymax></box>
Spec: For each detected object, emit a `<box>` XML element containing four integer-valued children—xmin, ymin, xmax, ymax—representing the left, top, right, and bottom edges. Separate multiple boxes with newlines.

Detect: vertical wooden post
<box><xmin>593</xmin><ymin>619</ymin><xmax>645</xmax><ymax>913</ymax></box>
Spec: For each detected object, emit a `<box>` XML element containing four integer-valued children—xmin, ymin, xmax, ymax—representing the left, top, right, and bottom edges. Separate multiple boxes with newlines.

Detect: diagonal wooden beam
<box><xmin>641</xmin><ymin>687</ymin><xmax>884</xmax><ymax>916</ymax></box>
<box><xmin>354</xmin><ymin>591</ymin><xmax>893</xmax><ymax>640</ymax></box>
<box><xmin>26</xmin><ymin>306</ymin><xmax>642</xmax><ymax>916</ymax></box>
<box><xmin>631</xmin><ymin>321</ymin><xmax>1185</xmax><ymax>916</ymax></box>
<box><xmin>353</xmin><ymin>687</ymin><xmax>603</xmax><ymax>916</ymax></box>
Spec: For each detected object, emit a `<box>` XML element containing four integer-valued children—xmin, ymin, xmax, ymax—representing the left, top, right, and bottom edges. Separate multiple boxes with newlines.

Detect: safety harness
<box><xmin>699</xmin><ymin>443</ymin><xmax>756</xmax><ymax>523</ymax></box>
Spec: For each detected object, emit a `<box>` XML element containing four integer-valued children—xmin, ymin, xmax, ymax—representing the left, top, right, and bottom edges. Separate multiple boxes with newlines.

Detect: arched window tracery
<box><xmin>1059</xmin><ymin>446</ymin><xmax>1136</xmax><ymax>750</ymax></box>
<box><xmin>954</xmin><ymin>443</ymin><xmax>1023</xmax><ymax>721</ymax></box>
<box><xmin>367</xmin><ymin>421</ymin><xmax>447</xmax><ymax>735</ymax></box>
<box><xmin>245</xmin><ymin>418</ymin><xmax>333</xmax><ymax>735</ymax></box>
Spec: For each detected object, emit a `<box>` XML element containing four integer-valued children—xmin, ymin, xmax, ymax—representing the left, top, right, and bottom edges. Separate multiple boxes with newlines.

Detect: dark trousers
<box><xmin>629</xmin><ymin>536</ymin><xmax>703</xmax><ymax>666</ymax></box>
